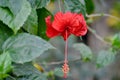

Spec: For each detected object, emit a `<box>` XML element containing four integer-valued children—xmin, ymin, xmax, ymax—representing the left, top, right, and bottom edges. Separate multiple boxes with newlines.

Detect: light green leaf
<box><xmin>37</xmin><ymin>8</ymin><xmax>53</xmax><ymax>40</ymax></box>
<box><xmin>17</xmin><ymin>74</ymin><xmax>47</xmax><ymax>80</ymax></box>
<box><xmin>96</xmin><ymin>50</ymin><xmax>115</xmax><ymax>68</ymax></box>
<box><xmin>73</xmin><ymin>43</ymin><xmax>93</xmax><ymax>62</ymax></box>
<box><xmin>0</xmin><ymin>0</ymin><xmax>23</xmax><ymax>16</ymax></box>
<box><xmin>28</xmin><ymin>0</ymin><xmax>50</xmax><ymax>9</ymax></box>
<box><xmin>13</xmin><ymin>63</ymin><xmax>47</xmax><ymax>80</ymax></box>
<box><xmin>0</xmin><ymin>52</ymin><xmax>12</xmax><ymax>78</ymax></box>
<box><xmin>23</xmin><ymin>9</ymin><xmax>38</xmax><ymax>35</ymax></box>
<box><xmin>13</xmin><ymin>63</ymin><xmax>41</xmax><ymax>76</ymax></box>
<box><xmin>0</xmin><ymin>21</ymin><xmax>13</xmax><ymax>52</ymax></box>
<box><xmin>112</xmin><ymin>33</ymin><xmax>120</xmax><ymax>51</ymax></box>
<box><xmin>0</xmin><ymin>0</ymin><xmax>31</xmax><ymax>34</ymax></box>
<box><xmin>53</xmin><ymin>68</ymin><xmax>64</xmax><ymax>77</ymax></box>
<box><xmin>64</xmin><ymin>0</ymin><xmax>86</xmax><ymax>17</ymax></box>
<box><xmin>2</xmin><ymin>33</ymin><xmax>55</xmax><ymax>63</ymax></box>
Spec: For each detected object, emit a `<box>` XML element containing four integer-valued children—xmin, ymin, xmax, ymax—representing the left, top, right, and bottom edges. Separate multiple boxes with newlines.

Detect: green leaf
<box><xmin>0</xmin><ymin>0</ymin><xmax>31</xmax><ymax>34</ymax></box>
<box><xmin>23</xmin><ymin>9</ymin><xmax>38</xmax><ymax>35</ymax></box>
<box><xmin>64</xmin><ymin>0</ymin><xmax>86</xmax><ymax>17</ymax></box>
<box><xmin>96</xmin><ymin>50</ymin><xmax>115</xmax><ymax>68</ymax></box>
<box><xmin>0</xmin><ymin>21</ymin><xmax>13</xmax><ymax>52</ymax></box>
<box><xmin>17</xmin><ymin>74</ymin><xmax>47</xmax><ymax>80</ymax></box>
<box><xmin>73</xmin><ymin>43</ymin><xmax>93</xmax><ymax>62</ymax></box>
<box><xmin>0</xmin><ymin>52</ymin><xmax>12</xmax><ymax>78</ymax></box>
<box><xmin>13</xmin><ymin>63</ymin><xmax>41</xmax><ymax>76</ymax></box>
<box><xmin>112</xmin><ymin>33</ymin><xmax>120</xmax><ymax>51</ymax></box>
<box><xmin>13</xmin><ymin>63</ymin><xmax>47</xmax><ymax>80</ymax></box>
<box><xmin>2</xmin><ymin>33</ymin><xmax>55</xmax><ymax>63</ymax></box>
<box><xmin>85</xmin><ymin>0</ymin><xmax>94</xmax><ymax>14</ymax></box>
<box><xmin>53</xmin><ymin>68</ymin><xmax>64</xmax><ymax>77</ymax></box>
<box><xmin>28</xmin><ymin>0</ymin><xmax>50</xmax><ymax>9</ymax></box>
<box><xmin>0</xmin><ymin>0</ymin><xmax>23</xmax><ymax>16</ymax></box>
<box><xmin>37</xmin><ymin>8</ymin><xmax>53</xmax><ymax>40</ymax></box>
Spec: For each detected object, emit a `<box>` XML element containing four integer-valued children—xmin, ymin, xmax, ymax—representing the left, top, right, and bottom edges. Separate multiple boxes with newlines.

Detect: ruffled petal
<box><xmin>69</xmin><ymin>13</ymin><xmax>80</xmax><ymax>27</ymax></box>
<box><xmin>70</xmin><ymin>14</ymin><xmax>87</xmax><ymax>36</ymax></box>
<box><xmin>45</xmin><ymin>16</ymin><xmax>60</xmax><ymax>38</ymax></box>
<box><xmin>52</xmin><ymin>12</ymin><xmax>66</xmax><ymax>32</ymax></box>
<box><xmin>63</xmin><ymin>12</ymin><xmax>73</xmax><ymax>23</ymax></box>
<box><xmin>74</xmin><ymin>25</ymin><xmax>87</xmax><ymax>36</ymax></box>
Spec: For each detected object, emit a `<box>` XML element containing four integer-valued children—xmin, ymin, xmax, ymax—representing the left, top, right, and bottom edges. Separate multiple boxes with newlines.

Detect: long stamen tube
<box><xmin>62</xmin><ymin>30</ymin><xmax>70</xmax><ymax>78</ymax></box>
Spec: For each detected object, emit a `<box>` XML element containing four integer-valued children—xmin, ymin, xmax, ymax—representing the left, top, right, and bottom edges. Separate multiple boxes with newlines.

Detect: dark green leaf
<box><xmin>2</xmin><ymin>33</ymin><xmax>55</xmax><ymax>63</ymax></box>
<box><xmin>0</xmin><ymin>0</ymin><xmax>31</xmax><ymax>34</ymax></box>
<box><xmin>28</xmin><ymin>0</ymin><xmax>50</xmax><ymax>9</ymax></box>
<box><xmin>73</xmin><ymin>43</ymin><xmax>93</xmax><ymax>62</ymax></box>
<box><xmin>37</xmin><ymin>8</ymin><xmax>53</xmax><ymax>40</ymax></box>
<box><xmin>23</xmin><ymin>9</ymin><xmax>38</xmax><ymax>35</ymax></box>
<box><xmin>0</xmin><ymin>21</ymin><xmax>13</xmax><ymax>52</ymax></box>
<box><xmin>112</xmin><ymin>33</ymin><xmax>120</xmax><ymax>51</ymax></box>
<box><xmin>13</xmin><ymin>63</ymin><xmax>47</xmax><ymax>80</ymax></box>
<box><xmin>85</xmin><ymin>0</ymin><xmax>94</xmax><ymax>14</ymax></box>
<box><xmin>96</xmin><ymin>50</ymin><xmax>115</xmax><ymax>68</ymax></box>
<box><xmin>64</xmin><ymin>0</ymin><xmax>86</xmax><ymax>17</ymax></box>
<box><xmin>0</xmin><ymin>52</ymin><xmax>12</xmax><ymax>78</ymax></box>
<box><xmin>0</xmin><ymin>0</ymin><xmax>23</xmax><ymax>16</ymax></box>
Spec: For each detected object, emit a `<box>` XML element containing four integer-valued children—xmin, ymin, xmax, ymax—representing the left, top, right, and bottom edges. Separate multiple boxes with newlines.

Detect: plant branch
<box><xmin>86</xmin><ymin>13</ymin><xmax>120</xmax><ymax>22</ymax></box>
<box><xmin>86</xmin><ymin>13</ymin><xmax>117</xmax><ymax>45</ymax></box>
<box><xmin>41</xmin><ymin>58</ymin><xmax>81</xmax><ymax>65</ymax></box>
<box><xmin>87</xmin><ymin>26</ymin><xmax>111</xmax><ymax>45</ymax></box>
<box><xmin>58</xmin><ymin>0</ymin><xmax>62</xmax><ymax>12</ymax></box>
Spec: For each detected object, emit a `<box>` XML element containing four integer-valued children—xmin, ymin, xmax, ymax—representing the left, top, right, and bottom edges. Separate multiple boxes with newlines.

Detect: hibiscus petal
<box><xmin>45</xmin><ymin>16</ymin><xmax>60</xmax><ymax>38</ymax></box>
<box><xmin>52</xmin><ymin>12</ymin><xmax>66</xmax><ymax>32</ymax></box>
<box><xmin>74</xmin><ymin>25</ymin><xmax>87</xmax><ymax>36</ymax></box>
<box><xmin>71</xmin><ymin>14</ymin><xmax>87</xmax><ymax>36</ymax></box>
<box><xmin>68</xmin><ymin>13</ymin><xmax>80</xmax><ymax>27</ymax></box>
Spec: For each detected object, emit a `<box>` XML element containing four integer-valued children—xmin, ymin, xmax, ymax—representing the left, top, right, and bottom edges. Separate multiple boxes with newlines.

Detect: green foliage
<box><xmin>37</xmin><ymin>8</ymin><xmax>53</xmax><ymax>40</ymax></box>
<box><xmin>2</xmin><ymin>33</ymin><xmax>55</xmax><ymax>63</ymax></box>
<box><xmin>85</xmin><ymin>0</ymin><xmax>94</xmax><ymax>14</ymax></box>
<box><xmin>0</xmin><ymin>21</ymin><xmax>13</xmax><ymax>52</ymax></box>
<box><xmin>17</xmin><ymin>74</ymin><xmax>47</xmax><ymax>80</ymax></box>
<box><xmin>53</xmin><ymin>68</ymin><xmax>64</xmax><ymax>77</ymax></box>
<box><xmin>64</xmin><ymin>0</ymin><xmax>86</xmax><ymax>17</ymax></box>
<box><xmin>0</xmin><ymin>0</ymin><xmax>31</xmax><ymax>34</ymax></box>
<box><xmin>0</xmin><ymin>0</ymin><xmax>23</xmax><ymax>16</ymax></box>
<box><xmin>112</xmin><ymin>33</ymin><xmax>120</xmax><ymax>51</ymax></box>
<box><xmin>0</xmin><ymin>0</ymin><xmax>53</xmax><ymax>79</ymax></box>
<box><xmin>96</xmin><ymin>50</ymin><xmax>115</xmax><ymax>68</ymax></box>
<box><xmin>0</xmin><ymin>52</ymin><xmax>12</xmax><ymax>78</ymax></box>
<box><xmin>13</xmin><ymin>63</ymin><xmax>47</xmax><ymax>80</ymax></box>
<box><xmin>23</xmin><ymin>9</ymin><xmax>38</xmax><ymax>35</ymax></box>
<box><xmin>73</xmin><ymin>43</ymin><xmax>93</xmax><ymax>62</ymax></box>
<box><xmin>28</xmin><ymin>0</ymin><xmax>50</xmax><ymax>9</ymax></box>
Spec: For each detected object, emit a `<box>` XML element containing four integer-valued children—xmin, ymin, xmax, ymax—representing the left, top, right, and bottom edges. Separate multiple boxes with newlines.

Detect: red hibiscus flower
<box><xmin>45</xmin><ymin>12</ymin><xmax>87</xmax><ymax>41</ymax></box>
<box><xmin>45</xmin><ymin>12</ymin><xmax>87</xmax><ymax>78</ymax></box>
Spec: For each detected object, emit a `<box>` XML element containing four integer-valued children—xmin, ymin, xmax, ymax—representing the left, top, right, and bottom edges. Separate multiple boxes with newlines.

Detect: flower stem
<box><xmin>58</xmin><ymin>0</ymin><xmax>62</xmax><ymax>12</ymax></box>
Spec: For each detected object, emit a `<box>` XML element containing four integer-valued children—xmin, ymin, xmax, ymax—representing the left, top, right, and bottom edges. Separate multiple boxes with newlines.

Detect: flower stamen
<box><xmin>62</xmin><ymin>62</ymin><xmax>69</xmax><ymax>78</ymax></box>
<box><xmin>62</xmin><ymin>30</ymin><xmax>69</xmax><ymax>78</ymax></box>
